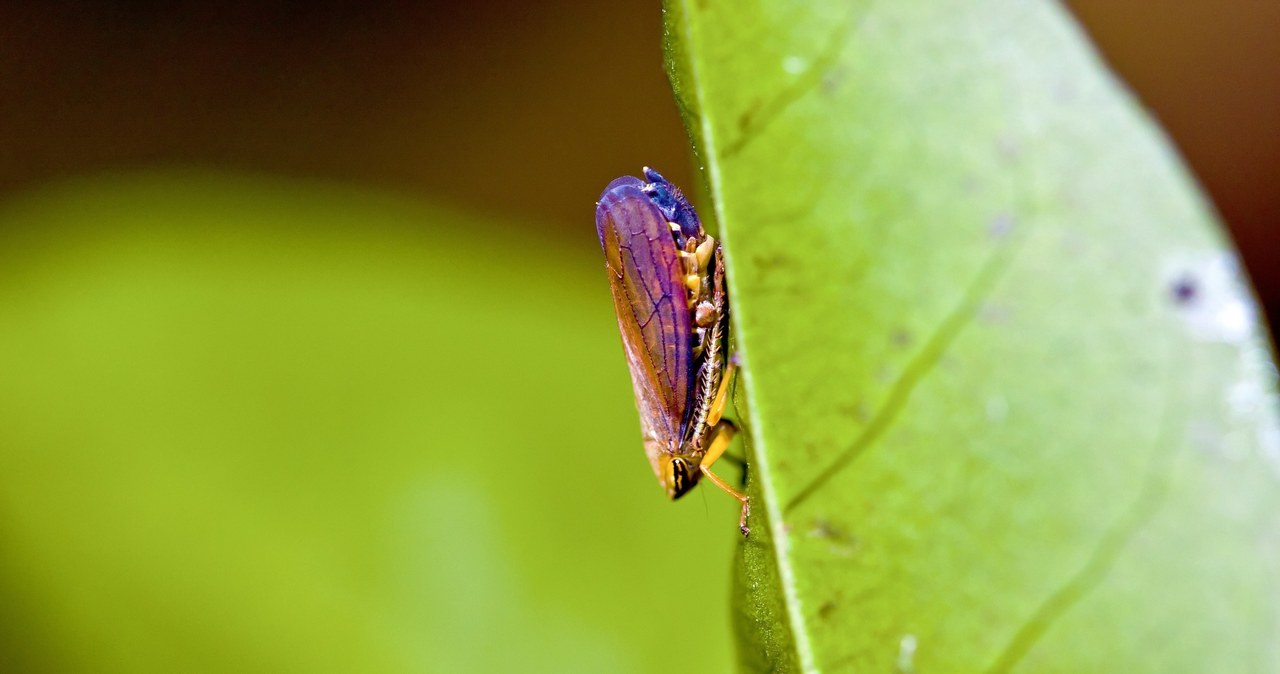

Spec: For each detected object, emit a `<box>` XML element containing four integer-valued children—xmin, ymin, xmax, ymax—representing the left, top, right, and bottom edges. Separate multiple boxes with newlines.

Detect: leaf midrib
<box><xmin>668</xmin><ymin>1</ymin><xmax>817</xmax><ymax>671</ymax></box>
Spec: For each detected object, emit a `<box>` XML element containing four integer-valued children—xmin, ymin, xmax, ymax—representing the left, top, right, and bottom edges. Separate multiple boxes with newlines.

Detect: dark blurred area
<box><xmin>1</xmin><ymin>2</ymin><xmax>1274</xmax><ymax>327</ymax></box>
<box><xmin>0</xmin><ymin>1</ymin><xmax>695</xmax><ymax>227</ymax></box>
<box><xmin>1070</xmin><ymin>1</ymin><xmax>1280</xmax><ymax>331</ymax></box>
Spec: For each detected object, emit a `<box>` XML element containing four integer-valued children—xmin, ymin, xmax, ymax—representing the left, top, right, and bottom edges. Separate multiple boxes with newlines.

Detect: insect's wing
<box><xmin>596</xmin><ymin>182</ymin><xmax>692</xmax><ymax>445</ymax></box>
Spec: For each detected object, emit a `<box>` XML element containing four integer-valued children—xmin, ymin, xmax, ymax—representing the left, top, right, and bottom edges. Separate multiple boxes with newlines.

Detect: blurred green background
<box><xmin>0</xmin><ymin>2</ymin><xmax>1275</xmax><ymax>672</ymax></box>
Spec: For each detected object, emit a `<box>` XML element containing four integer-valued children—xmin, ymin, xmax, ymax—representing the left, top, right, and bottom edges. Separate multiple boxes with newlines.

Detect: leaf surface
<box><xmin>663</xmin><ymin>2</ymin><xmax>1280</xmax><ymax>671</ymax></box>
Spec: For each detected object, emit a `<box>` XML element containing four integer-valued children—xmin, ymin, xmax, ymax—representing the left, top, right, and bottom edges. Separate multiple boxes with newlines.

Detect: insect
<box><xmin>595</xmin><ymin>167</ymin><xmax>750</xmax><ymax>535</ymax></box>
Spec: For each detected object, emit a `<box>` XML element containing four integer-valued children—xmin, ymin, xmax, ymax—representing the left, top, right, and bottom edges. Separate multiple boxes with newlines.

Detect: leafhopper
<box><xmin>595</xmin><ymin>168</ymin><xmax>749</xmax><ymax>535</ymax></box>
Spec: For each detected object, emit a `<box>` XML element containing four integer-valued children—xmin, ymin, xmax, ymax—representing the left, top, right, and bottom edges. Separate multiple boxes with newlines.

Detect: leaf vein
<box><xmin>720</xmin><ymin>3</ymin><xmax>867</xmax><ymax>160</ymax></box>
<box><xmin>983</xmin><ymin>372</ymin><xmax>1183</xmax><ymax>673</ymax></box>
<box><xmin>784</xmin><ymin>233</ymin><xmax>1022</xmax><ymax>513</ymax></box>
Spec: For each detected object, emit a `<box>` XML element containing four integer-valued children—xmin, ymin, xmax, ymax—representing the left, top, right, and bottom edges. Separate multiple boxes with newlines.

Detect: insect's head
<box><xmin>641</xmin><ymin>166</ymin><xmax>702</xmax><ymax>242</ymax></box>
<box><xmin>659</xmin><ymin>454</ymin><xmax>700</xmax><ymax>500</ymax></box>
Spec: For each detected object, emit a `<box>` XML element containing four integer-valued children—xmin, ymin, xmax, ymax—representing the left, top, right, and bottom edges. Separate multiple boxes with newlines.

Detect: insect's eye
<box><xmin>644</xmin><ymin>184</ymin><xmax>672</xmax><ymax>208</ymax></box>
<box><xmin>670</xmin><ymin>458</ymin><xmax>690</xmax><ymax>495</ymax></box>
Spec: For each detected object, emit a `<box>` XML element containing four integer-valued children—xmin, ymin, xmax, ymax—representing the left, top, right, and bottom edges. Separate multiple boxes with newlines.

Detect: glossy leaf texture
<box><xmin>663</xmin><ymin>1</ymin><xmax>1280</xmax><ymax>672</ymax></box>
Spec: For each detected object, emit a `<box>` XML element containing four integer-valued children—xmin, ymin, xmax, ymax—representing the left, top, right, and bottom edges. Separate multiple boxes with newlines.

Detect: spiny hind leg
<box><xmin>706</xmin><ymin>352</ymin><xmax>738</xmax><ymax>427</ymax></box>
<box><xmin>698</xmin><ymin>418</ymin><xmax>750</xmax><ymax>536</ymax></box>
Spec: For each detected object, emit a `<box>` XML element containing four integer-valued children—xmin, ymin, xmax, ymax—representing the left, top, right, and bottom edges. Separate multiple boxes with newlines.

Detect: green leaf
<box><xmin>663</xmin><ymin>1</ymin><xmax>1280</xmax><ymax>672</ymax></box>
<box><xmin>0</xmin><ymin>171</ymin><xmax>739</xmax><ymax>673</ymax></box>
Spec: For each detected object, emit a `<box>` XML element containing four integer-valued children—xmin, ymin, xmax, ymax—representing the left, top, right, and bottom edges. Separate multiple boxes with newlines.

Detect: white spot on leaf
<box><xmin>986</xmin><ymin>395</ymin><xmax>1008</xmax><ymax>423</ymax></box>
<box><xmin>782</xmin><ymin>55</ymin><xmax>806</xmax><ymax>75</ymax></box>
<box><xmin>1166</xmin><ymin>252</ymin><xmax>1257</xmax><ymax>344</ymax></box>
<box><xmin>896</xmin><ymin>634</ymin><xmax>918</xmax><ymax>673</ymax></box>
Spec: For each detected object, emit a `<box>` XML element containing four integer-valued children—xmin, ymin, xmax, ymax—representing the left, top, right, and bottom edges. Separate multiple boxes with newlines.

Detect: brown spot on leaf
<box><xmin>752</xmin><ymin>252</ymin><xmax>794</xmax><ymax>271</ymax></box>
<box><xmin>989</xmin><ymin>212</ymin><xmax>1015</xmax><ymax>239</ymax></box>
<box><xmin>738</xmin><ymin>100</ymin><xmax>761</xmax><ymax>133</ymax></box>
<box><xmin>997</xmin><ymin>133</ymin><xmax>1022</xmax><ymax>163</ymax></box>
<box><xmin>809</xmin><ymin>518</ymin><xmax>859</xmax><ymax>557</ymax></box>
<box><xmin>821</xmin><ymin>67</ymin><xmax>847</xmax><ymax>95</ymax></box>
<box><xmin>1171</xmin><ymin>275</ymin><xmax>1198</xmax><ymax>305</ymax></box>
<box><xmin>978</xmin><ymin>302</ymin><xmax>1013</xmax><ymax>325</ymax></box>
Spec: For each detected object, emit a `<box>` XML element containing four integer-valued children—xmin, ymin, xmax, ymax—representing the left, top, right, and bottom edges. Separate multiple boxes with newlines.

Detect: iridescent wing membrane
<box><xmin>596</xmin><ymin>177</ymin><xmax>693</xmax><ymax>445</ymax></box>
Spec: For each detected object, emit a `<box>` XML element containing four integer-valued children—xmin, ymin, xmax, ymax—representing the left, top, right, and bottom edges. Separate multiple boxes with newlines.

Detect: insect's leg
<box><xmin>706</xmin><ymin>352</ymin><xmax>738</xmax><ymax>427</ymax></box>
<box><xmin>698</xmin><ymin>419</ymin><xmax>750</xmax><ymax>536</ymax></box>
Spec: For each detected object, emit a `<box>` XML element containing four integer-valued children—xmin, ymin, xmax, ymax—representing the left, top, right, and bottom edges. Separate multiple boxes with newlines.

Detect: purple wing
<box><xmin>596</xmin><ymin>181</ymin><xmax>693</xmax><ymax>444</ymax></box>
